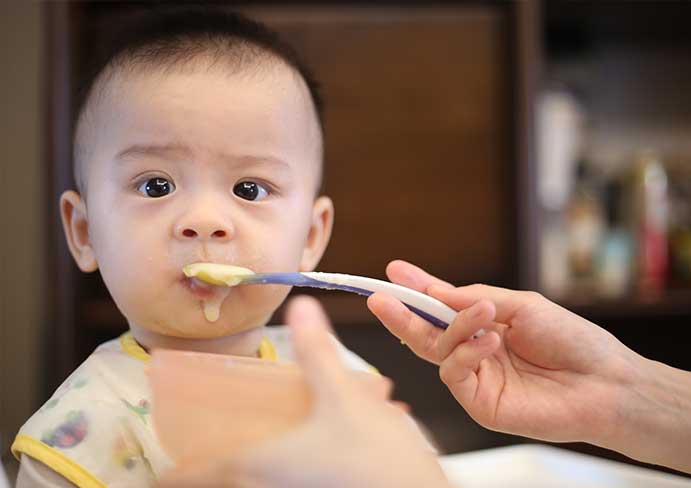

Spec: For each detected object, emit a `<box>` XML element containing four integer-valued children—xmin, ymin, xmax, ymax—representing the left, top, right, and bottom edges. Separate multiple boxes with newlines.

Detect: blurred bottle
<box><xmin>631</xmin><ymin>151</ymin><xmax>669</xmax><ymax>295</ymax></box>
<box><xmin>566</xmin><ymin>159</ymin><xmax>605</xmax><ymax>288</ymax></box>
<box><xmin>667</xmin><ymin>163</ymin><xmax>691</xmax><ymax>287</ymax></box>
<box><xmin>537</xmin><ymin>89</ymin><xmax>584</xmax><ymax>298</ymax></box>
<box><xmin>598</xmin><ymin>180</ymin><xmax>633</xmax><ymax>298</ymax></box>
<box><xmin>670</xmin><ymin>230</ymin><xmax>691</xmax><ymax>286</ymax></box>
<box><xmin>540</xmin><ymin>215</ymin><xmax>570</xmax><ymax>298</ymax></box>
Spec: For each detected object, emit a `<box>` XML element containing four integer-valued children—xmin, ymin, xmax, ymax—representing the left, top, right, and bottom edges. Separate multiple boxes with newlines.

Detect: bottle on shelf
<box><xmin>667</xmin><ymin>162</ymin><xmax>691</xmax><ymax>289</ymax></box>
<box><xmin>566</xmin><ymin>159</ymin><xmax>605</xmax><ymax>293</ymax></box>
<box><xmin>597</xmin><ymin>180</ymin><xmax>633</xmax><ymax>299</ymax></box>
<box><xmin>631</xmin><ymin>150</ymin><xmax>669</xmax><ymax>297</ymax></box>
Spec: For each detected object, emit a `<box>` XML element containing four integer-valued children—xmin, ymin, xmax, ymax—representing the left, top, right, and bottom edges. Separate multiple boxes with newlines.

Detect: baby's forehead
<box><xmin>77</xmin><ymin>59</ymin><xmax>322</xmax><ymax>188</ymax></box>
<box><xmin>103</xmin><ymin>55</ymin><xmax>309</xmax><ymax>107</ymax></box>
<box><xmin>103</xmin><ymin>63</ymin><xmax>318</xmax><ymax>147</ymax></box>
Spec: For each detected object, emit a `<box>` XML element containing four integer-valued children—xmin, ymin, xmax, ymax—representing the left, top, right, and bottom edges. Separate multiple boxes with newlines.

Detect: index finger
<box><xmin>386</xmin><ymin>260</ymin><xmax>455</xmax><ymax>293</ymax></box>
<box><xmin>367</xmin><ymin>292</ymin><xmax>443</xmax><ymax>364</ymax></box>
<box><xmin>429</xmin><ymin>284</ymin><xmax>534</xmax><ymax>324</ymax></box>
<box><xmin>156</xmin><ymin>459</ymin><xmax>229</xmax><ymax>488</ymax></box>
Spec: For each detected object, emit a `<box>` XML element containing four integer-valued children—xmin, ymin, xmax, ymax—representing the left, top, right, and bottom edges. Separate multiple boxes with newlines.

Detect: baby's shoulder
<box><xmin>15</xmin><ymin>334</ymin><xmax>150</xmax><ymax>445</ymax></box>
<box><xmin>12</xmin><ymin>336</ymin><xmax>162</xmax><ymax>487</ymax></box>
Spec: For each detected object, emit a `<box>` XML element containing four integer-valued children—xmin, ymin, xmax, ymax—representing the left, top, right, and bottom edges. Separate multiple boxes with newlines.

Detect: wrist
<box><xmin>606</xmin><ymin>354</ymin><xmax>691</xmax><ymax>473</ymax></box>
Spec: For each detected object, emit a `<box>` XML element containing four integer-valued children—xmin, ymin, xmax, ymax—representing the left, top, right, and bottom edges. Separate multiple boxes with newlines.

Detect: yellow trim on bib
<box><xmin>119</xmin><ymin>332</ymin><xmax>277</xmax><ymax>361</ymax></box>
<box><xmin>119</xmin><ymin>332</ymin><xmax>150</xmax><ymax>361</ymax></box>
<box><xmin>11</xmin><ymin>434</ymin><xmax>107</xmax><ymax>488</ymax></box>
<box><xmin>258</xmin><ymin>337</ymin><xmax>277</xmax><ymax>360</ymax></box>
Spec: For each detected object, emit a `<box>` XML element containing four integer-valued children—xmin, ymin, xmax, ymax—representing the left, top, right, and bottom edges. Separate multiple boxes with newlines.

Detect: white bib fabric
<box><xmin>12</xmin><ymin>327</ymin><xmax>376</xmax><ymax>488</ymax></box>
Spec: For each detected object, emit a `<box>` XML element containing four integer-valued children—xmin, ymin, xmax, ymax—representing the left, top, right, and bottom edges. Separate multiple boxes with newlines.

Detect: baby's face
<box><xmin>77</xmin><ymin>64</ymin><xmax>328</xmax><ymax>338</ymax></box>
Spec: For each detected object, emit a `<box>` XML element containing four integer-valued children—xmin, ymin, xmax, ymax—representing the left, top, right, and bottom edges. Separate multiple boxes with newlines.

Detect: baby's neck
<box><xmin>129</xmin><ymin>324</ymin><xmax>265</xmax><ymax>357</ymax></box>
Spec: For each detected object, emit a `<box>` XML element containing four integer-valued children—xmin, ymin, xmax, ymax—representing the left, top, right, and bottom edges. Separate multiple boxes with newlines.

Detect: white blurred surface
<box><xmin>537</xmin><ymin>90</ymin><xmax>584</xmax><ymax>211</ymax></box>
<box><xmin>440</xmin><ymin>444</ymin><xmax>691</xmax><ymax>488</ymax></box>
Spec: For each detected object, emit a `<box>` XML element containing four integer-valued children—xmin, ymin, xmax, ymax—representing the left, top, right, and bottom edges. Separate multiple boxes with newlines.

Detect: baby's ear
<box><xmin>60</xmin><ymin>190</ymin><xmax>98</xmax><ymax>272</ymax></box>
<box><xmin>299</xmin><ymin>196</ymin><xmax>334</xmax><ymax>272</ymax></box>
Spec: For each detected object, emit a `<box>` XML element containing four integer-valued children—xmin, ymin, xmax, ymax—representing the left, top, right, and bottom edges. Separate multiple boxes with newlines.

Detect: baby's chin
<box><xmin>158</xmin><ymin>321</ymin><xmax>265</xmax><ymax>340</ymax></box>
<box><xmin>119</xmin><ymin>282</ymin><xmax>289</xmax><ymax>339</ymax></box>
<box><xmin>153</xmin><ymin>312</ymin><xmax>270</xmax><ymax>339</ymax></box>
<box><xmin>133</xmin><ymin>300</ymin><xmax>276</xmax><ymax>339</ymax></box>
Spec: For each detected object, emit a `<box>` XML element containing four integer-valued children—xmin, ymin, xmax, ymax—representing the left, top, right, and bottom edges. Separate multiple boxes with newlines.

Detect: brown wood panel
<box><xmin>44</xmin><ymin>1</ymin><xmax>78</xmax><ymax>389</ymax></box>
<box><xmin>251</xmin><ymin>8</ymin><xmax>515</xmax><ymax>285</ymax></box>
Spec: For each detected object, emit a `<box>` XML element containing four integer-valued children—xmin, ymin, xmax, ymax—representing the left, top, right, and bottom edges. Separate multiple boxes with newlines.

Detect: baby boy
<box><xmin>13</xmin><ymin>7</ymin><xmax>375</xmax><ymax>487</ymax></box>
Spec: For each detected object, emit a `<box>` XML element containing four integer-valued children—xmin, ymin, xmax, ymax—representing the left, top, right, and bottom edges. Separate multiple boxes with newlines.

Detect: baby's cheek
<box><xmin>249</xmin><ymin>283</ymin><xmax>290</xmax><ymax>308</ymax></box>
<box><xmin>98</xmin><ymin>245</ymin><xmax>164</xmax><ymax>315</ymax></box>
<box><xmin>106</xmin><ymin>270</ymin><xmax>152</xmax><ymax>322</ymax></box>
<box><xmin>243</xmin><ymin>224</ymin><xmax>308</xmax><ymax>271</ymax></box>
<box><xmin>237</xmin><ymin>283</ymin><xmax>290</xmax><ymax>323</ymax></box>
<box><xmin>247</xmin><ymin>242</ymin><xmax>304</xmax><ymax>274</ymax></box>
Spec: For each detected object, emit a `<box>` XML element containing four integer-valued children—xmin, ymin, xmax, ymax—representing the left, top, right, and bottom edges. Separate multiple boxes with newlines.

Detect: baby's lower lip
<box><xmin>182</xmin><ymin>277</ymin><xmax>219</xmax><ymax>299</ymax></box>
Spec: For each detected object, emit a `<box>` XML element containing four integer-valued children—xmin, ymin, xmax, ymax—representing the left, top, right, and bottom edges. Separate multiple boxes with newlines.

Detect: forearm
<box><xmin>606</xmin><ymin>355</ymin><xmax>691</xmax><ymax>473</ymax></box>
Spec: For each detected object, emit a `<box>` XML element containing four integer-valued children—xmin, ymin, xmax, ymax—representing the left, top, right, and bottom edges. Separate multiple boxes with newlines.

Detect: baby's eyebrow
<box><xmin>232</xmin><ymin>154</ymin><xmax>291</xmax><ymax>171</ymax></box>
<box><xmin>116</xmin><ymin>143</ymin><xmax>190</xmax><ymax>162</ymax></box>
<box><xmin>115</xmin><ymin>143</ymin><xmax>292</xmax><ymax>172</ymax></box>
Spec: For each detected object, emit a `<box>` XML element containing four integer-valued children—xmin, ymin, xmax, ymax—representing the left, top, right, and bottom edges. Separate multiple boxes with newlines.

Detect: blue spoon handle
<box><xmin>242</xmin><ymin>272</ymin><xmax>457</xmax><ymax>329</ymax></box>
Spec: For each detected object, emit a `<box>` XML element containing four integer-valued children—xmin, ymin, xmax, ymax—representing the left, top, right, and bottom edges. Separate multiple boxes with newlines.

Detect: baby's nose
<box><xmin>175</xmin><ymin>220</ymin><xmax>233</xmax><ymax>241</ymax></box>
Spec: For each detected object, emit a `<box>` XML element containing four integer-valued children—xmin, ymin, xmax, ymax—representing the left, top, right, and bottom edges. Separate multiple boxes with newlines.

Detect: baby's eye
<box><xmin>233</xmin><ymin>181</ymin><xmax>269</xmax><ymax>201</ymax></box>
<box><xmin>137</xmin><ymin>177</ymin><xmax>176</xmax><ymax>198</ymax></box>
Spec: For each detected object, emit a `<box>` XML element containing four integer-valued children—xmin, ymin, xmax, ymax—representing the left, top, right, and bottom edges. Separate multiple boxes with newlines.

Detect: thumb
<box><xmin>155</xmin><ymin>460</ymin><xmax>228</xmax><ymax>488</ymax></box>
<box><xmin>285</xmin><ymin>295</ymin><xmax>353</xmax><ymax>403</ymax></box>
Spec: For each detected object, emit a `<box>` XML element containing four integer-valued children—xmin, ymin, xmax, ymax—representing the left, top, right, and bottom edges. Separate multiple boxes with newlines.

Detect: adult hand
<box><xmin>158</xmin><ymin>295</ymin><xmax>449</xmax><ymax>488</ymax></box>
<box><xmin>367</xmin><ymin>260</ymin><xmax>691</xmax><ymax>473</ymax></box>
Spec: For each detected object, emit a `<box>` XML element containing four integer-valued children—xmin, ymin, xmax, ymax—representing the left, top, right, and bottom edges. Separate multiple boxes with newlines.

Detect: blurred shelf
<box><xmin>557</xmin><ymin>289</ymin><xmax>691</xmax><ymax>319</ymax></box>
<box><xmin>544</xmin><ymin>0</ymin><xmax>691</xmax><ymax>48</ymax></box>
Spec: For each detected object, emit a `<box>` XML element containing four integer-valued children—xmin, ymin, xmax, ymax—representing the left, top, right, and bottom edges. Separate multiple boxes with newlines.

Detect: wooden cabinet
<box><xmin>269</xmin><ymin>9</ymin><xmax>515</xmax><ymax>282</ymax></box>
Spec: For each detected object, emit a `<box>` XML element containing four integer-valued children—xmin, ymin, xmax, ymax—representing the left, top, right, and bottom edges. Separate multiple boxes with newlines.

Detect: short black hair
<box><xmin>73</xmin><ymin>5</ymin><xmax>324</xmax><ymax>192</ymax></box>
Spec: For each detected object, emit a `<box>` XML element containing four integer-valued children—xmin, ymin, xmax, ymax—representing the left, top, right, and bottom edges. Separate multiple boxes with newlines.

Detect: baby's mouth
<box><xmin>182</xmin><ymin>276</ymin><xmax>219</xmax><ymax>299</ymax></box>
<box><xmin>182</xmin><ymin>262</ymin><xmax>254</xmax><ymax>323</ymax></box>
<box><xmin>181</xmin><ymin>272</ymin><xmax>233</xmax><ymax>323</ymax></box>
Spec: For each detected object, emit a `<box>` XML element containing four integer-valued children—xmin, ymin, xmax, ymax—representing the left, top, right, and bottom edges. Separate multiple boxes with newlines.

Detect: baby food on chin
<box><xmin>183</xmin><ymin>263</ymin><xmax>255</xmax><ymax>323</ymax></box>
<box><xmin>202</xmin><ymin>290</ymin><xmax>229</xmax><ymax>322</ymax></box>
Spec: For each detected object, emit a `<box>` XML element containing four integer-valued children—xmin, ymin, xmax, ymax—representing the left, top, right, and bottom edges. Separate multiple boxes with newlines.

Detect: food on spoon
<box><xmin>183</xmin><ymin>263</ymin><xmax>255</xmax><ymax>287</ymax></box>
